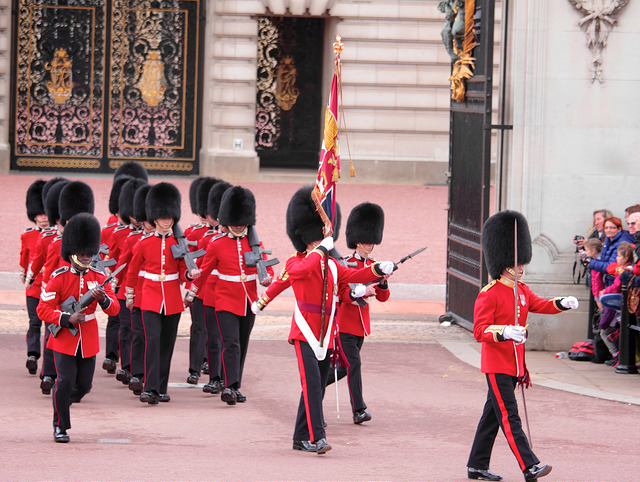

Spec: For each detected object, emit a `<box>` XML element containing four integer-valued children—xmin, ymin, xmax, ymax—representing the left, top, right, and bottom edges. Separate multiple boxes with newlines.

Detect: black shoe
<box><xmin>158</xmin><ymin>393</ymin><xmax>171</xmax><ymax>402</ymax></box>
<box><xmin>203</xmin><ymin>379</ymin><xmax>221</xmax><ymax>394</ymax></box>
<box><xmin>128</xmin><ymin>376</ymin><xmax>143</xmax><ymax>394</ymax></box>
<box><xmin>234</xmin><ymin>389</ymin><xmax>246</xmax><ymax>403</ymax></box>
<box><xmin>221</xmin><ymin>387</ymin><xmax>237</xmax><ymax>405</ymax></box>
<box><xmin>54</xmin><ymin>427</ymin><xmax>69</xmax><ymax>443</ymax></box>
<box><xmin>140</xmin><ymin>391</ymin><xmax>159</xmax><ymax>404</ymax></box>
<box><xmin>353</xmin><ymin>409</ymin><xmax>372</xmax><ymax>424</ymax></box>
<box><xmin>116</xmin><ymin>369</ymin><xmax>131</xmax><ymax>385</ymax></box>
<box><xmin>315</xmin><ymin>438</ymin><xmax>332</xmax><ymax>455</ymax></box>
<box><xmin>292</xmin><ymin>440</ymin><xmax>316</xmax><ymax>452</ymax></box>
<box><xmin>102</xmin><ymin>358</ymin><xmax>116</xmax><ymax>374</ymax></box>
<box><xmin>40</xmin><ymin>376</ymin><xmax>54</xmax><ymax>395</ymax></box>
<box><xmin>26</xmin><ymin>356</ymin><xmax>38</xmax><ymax>375</ymax></box>
<box><xmin>523</xmin><ymin>464</ymin><xmax>552</xmax><ymax>482</ymax></box>
<box><xmin>468</xmin><ymin>467</ymin><xmax>502</xmax><ymax>481</ymax></box>
<box><xmin>186</xmin><ymin>373</ymin><xmax>199</xmax><ymax>385</ymax></box>
<box><xmin>201</xmin><ymin>361</ymin><xmax>209</xmax><ymax>375</ymax></box>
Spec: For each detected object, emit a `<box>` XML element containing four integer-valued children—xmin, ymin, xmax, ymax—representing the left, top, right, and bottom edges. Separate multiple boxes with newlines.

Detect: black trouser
<box><xmin>52</xmin><ymin>350</ymin><xmax>95</xmax><ymax>431</ymax></box>
<box><xmin>293</xmin><ymin>340</ymin><xmax>331</xmax><ymax>443</ymax></box>
<box><xmin>468</xmin><ymin>373</ymin><xmax>539</xmax><ymax>471</ymax></box>
<box><xmin>118</xmin><ymin>300</ymin><xmax>132</xmax><ymax>370</ymax></box>
<box><xmin>325</xmin><ymin>333</ymin><xmax>366</xmax><ymax>413</ymax></box>
<box><xmin>188</xmin><ymin>297</ymin><xmax>207</xmax><ymax>375</ymax></box>
<box><xmin>216</xmin><ymin>305</ymin><xmax>255</xmax><ymax>389</ymax></box>
<box><xmin>130</xmin><ymin>307</ymin><xmax>145</xmax><ymax>378</ymax></box>
<box><xmin>141</xmin><ymin>310</ymin><xmax>181</xmax><ymax>395</ymax></box>
<box><xmin>204</xmin><ymin>305</ymin><xmax>222</xmax><ymax>382</ymax></box>
<box><xmin>41</xmin><ymin>326</ymin><xmax>56</xmax><ymax>378</ymax></box>
<box><xmin>105</xmin><ymin>313</ymin><xmax>120</xmax><ymax>362</ymax></box>
<box><xmin>26</xmin><ymin>295</ymin><xmax>42</xmax><ymax>357</ymax></box>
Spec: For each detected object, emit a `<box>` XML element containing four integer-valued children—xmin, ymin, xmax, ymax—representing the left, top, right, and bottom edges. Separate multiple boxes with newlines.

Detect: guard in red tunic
<box><xmin>125</xmin><ymin>182</ymin><xmax>201</xmax><ymax>404</ymax></box>
<box><xmin>22</xmin><ymin>180</ymin><xmax>49</xmax><ymax>375</ymax></box>
<box><xmin>187</xmin><ymin>186</ymin><xmax>272</xmax><ymax>405</ymax></box>
<box><xmin>467</xmin><ymin>210</ymin><xmax>579</xmax><ymax>482</ymax></box>
<box><xmin>253</xmin><ymin>186</ymin><xmax>395</xmax><ymax>455</ymax></box>
<box><xmin>326</xmin><ymin>202</ymin><xmax>390</xmax><ymax>424</ymax></box>
<box><xmin>37</xmin><ymin>213</ymin><xmax>120</xmax><ymax>443</ymax></box>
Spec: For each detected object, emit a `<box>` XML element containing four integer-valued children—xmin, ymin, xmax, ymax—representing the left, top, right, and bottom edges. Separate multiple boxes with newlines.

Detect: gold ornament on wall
<box><xmin>275</xmin><ymin>56</ymin><xmax>300</xmax><ymax>111</ymax></box>
<box><xmin>448</xmin><ymin>0</ymin><xmax>476</xmax><ymax>103</ymax></box>
<box><xmin>45</xmin><ymin>48</ymin><xmax>73</xmax><ymax>104</ymax></box>
<box><xmin>137</xmin><ymin>50</ymin><xmax>167</xmax><ymax>107</ymax></box>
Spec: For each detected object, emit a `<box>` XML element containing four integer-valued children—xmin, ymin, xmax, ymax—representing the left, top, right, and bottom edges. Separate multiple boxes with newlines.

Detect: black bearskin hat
<box><xmin>59</xmin><ymin>181</ymin><xmax>95</xmax><ymax>227</ymax></box>
<box><xmin>207</xmin><ymin>181</ymin><xmax>232</xmax><ymax>220</ymax></box>
<box><xmin>133</xmin><ymin>184</ymin><xmax>152</xmax><ymax>224</ymax></box>
<box><xmin>60</xmin><ymin>213</ymin><xmax>101</xmax><ymax>262</ymax></box>
<box><xmin>26</xmin><ymin>180</ymin><xmax>47</xmax><ymax>222</ymax></box>
<box><xmin>45</xmin><ymin>179</ymin><xmax>70</xmax><ymax>226</ymax></box>
<box><xmin>146</xmin><ymin>182</ymin><xmax>181</xmax><ymax>225</ymax></box>
<box><xmin>109</xmin><ymin>175</ymin><xmax>134</xmax><ymax>215</ymax></box>
<box><xmin>286</xmin><ymin>185</ymin><xmax>324</xmax><ymax>252</ymax></box>
<box><xmin>118</xmin><ymin>179</ymin><xmax>147</xmax><ymax>224</ymax></box>
<box><xmin>114</xmin><ymin>161</ymin><xmax>148</xmax><ymax>182</ymax></box>
<box><xmin>218</xmin><ymin>186</ymin><xmax>256</xmax><ymax>226</ymax></box>
<box><xmin>481</xmin><ymin>210</ymin><xmax>532</xmax><ymax>280</ymax></box>
<box><xmin>346</xmin><ymin>202</ymin><xmax>384</xmax><ymax>250</ymax></box>
<box><xmin>196</xmin><ymin>177</ymin><xmax>220</xmax><ymax>219</ymax></box>
<box><xmin>188</xmin><ymin>177</ymin><xmax>206</xmax><ymax>215</ymax></box>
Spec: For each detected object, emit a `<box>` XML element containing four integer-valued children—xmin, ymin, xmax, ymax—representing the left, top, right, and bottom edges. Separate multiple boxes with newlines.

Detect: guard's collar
<box><xmin>354</xmin><ymin>252</ymin><xmax>368</xmax><ymax>262</ymax></box>
<box><xmin>154</xmin><ymin>230</ymin><xmax>172</xmax><ymax>239</ymax></box>
<box><xmin>498</xmin><ymin>276</ymin><xmax>516</xmax><ymax>288</ymax></box>
<box><xmin>70</xmin><ymin>265</ymin><xmax>87</xmax><ymax>276</ymax></box>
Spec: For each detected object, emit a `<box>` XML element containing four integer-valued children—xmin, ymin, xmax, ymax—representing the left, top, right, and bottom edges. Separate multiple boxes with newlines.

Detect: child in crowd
<box><xmin>582</xmin><ymin>238</ymin><xmax>604</xmax><ymax>309</ymax></box>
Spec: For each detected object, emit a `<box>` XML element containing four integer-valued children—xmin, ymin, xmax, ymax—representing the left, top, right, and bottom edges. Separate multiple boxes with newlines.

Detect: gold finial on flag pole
<box><xmin>333</xmin><ymin>35</ymin><xmax>344</xmax><ymax>56</ymax></box>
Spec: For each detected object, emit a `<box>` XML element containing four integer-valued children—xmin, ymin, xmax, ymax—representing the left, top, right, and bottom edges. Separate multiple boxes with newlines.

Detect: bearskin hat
<box><xmin>114</xmin><ymin>161</ymin><xmax>148</xmax><ymax>182</ymax></box>
<box><xmin>26</xmin><ymin>180</ymin><xmax>47</xmax><ymax>223</ymax></box>
<box><xmin>45</xmin><ymin>179</ymin><xmax>70</xmax><ymax>227</ymax></box>
<box><xmin>286</xmin><ymin>185</ymin><xmax>324</xmax><ymax>252</ymax></box>
<box><xmin>118</xmin><ymin>179</ymin><xmax>147</xmax><ymax>224</ymax></box>
<box><xmin>60</xmin><ymin>213</ymin><xmax>101</xmax><ymax>262</ymax></box>
<box><xmin>146</xmin><ymin>182</ymin><xmax>181</xmax><ymax>225</ymax></box>
<box><xmin>196</xmin><ymin>177</ymin><xmax>220</xmax><ymax>219</ymax></box>
<box><xmin>218</xmin><ymin>186</ymin><xmax>256</xmax><ymax>227</ymax></box>
<box><xmin>41</xmin><ymin>177</ymin><xmax>67</xmax><ymax>212</ymax></box>
<box><xmin>109</xmin><ymin>175</ymin><xmax>134</xmax><ymax>215</ymax></box>
<box><xmin>481</xmin><ymin>210</ymin><xmax>532</xmax><ymax>280</ymax></box>
<box><xmin>188</xmin><ymin>177</ymin><xmax>206</xmax><ymax>215</ymax></box>
<box><xmin>346</xmin><ymin>202</ymin><xmax>384</xmax><ymax>249</ymax></box>
<box><xmin>133</xmin><ymin>184</ymin><xmax>152</xmax><ymax>224</ymax></box>
<box><xmin>59</xmin><ymin>181</ymin><xmax>95</xmax><ymax>227</ymax></box>
<box><xmin>207</xmin><ymin>181</ymin><xmax>232</xmax><ymax>220</ymax></box>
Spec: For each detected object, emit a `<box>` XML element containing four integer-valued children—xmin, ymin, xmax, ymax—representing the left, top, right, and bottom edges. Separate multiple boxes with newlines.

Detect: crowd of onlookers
<box><xmin>573</xmin><ymin>205</ymin><xmax>640</xmax><ymax>367</ymax></box>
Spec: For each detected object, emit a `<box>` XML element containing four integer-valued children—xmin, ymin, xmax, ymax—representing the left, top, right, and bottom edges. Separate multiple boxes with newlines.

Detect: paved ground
<box><xmin>1</xmin><ymin>172</ymin><xmax>639</xmax><ymax>482</ymax></box>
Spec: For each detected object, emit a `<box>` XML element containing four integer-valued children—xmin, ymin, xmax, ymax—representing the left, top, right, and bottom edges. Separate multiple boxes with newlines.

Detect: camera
<box><xmin>573</xmin><ymin>235</ymin><xmax>584</xmax><ymax>241</ymax></box>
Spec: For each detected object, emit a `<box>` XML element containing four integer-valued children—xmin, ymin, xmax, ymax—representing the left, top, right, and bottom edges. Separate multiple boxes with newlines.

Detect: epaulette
<box><xmin>23</xmin><ymin>226</ymin><xmax>37</xmax><ymax>233</ymax></box>
<box><xmin>51</xmin><ymin>266</ymin><xmax>69</xmax><ymax>278</ymax></box>
<box><xmin>209</xmin><ymin>233</ymin><xmax>226</xmax><ymax>243</ymax></box>
<box><xmin>42</xmin><ymin>230</ymin><xmax>57</xmax><ymax>238</ymax></box>
<box><xmin>203</xmin><ymin>229</ymin><xmax>215</xmax><ymax>237</ymax></box>
<box><xmin>480</xmin><ymin>280</ymin><xmax>497</xmax><ymax>293</ymax></box>
<box><xmin>53</xmin><ymin>235</ymin><xmax>62</xmax><ymax>242</ymax></box>
<box><xmin>89</xmin><ymin>266</ymin><xmax>103</xmax><ymax>274</ymax></box>
<box><xmin>103</xmin><ymin>222</ymin><xmax>118</xmax><ymax>229</ymax></box>
<box><xmin>126</xmin><ymin>230</ymin><xmax>142</xmax><ymax>238</ymax></box>
<box><xmin>114</xmin><ymin>224</ymin><xmax>130</xmax><ymax>232</ymax></box>
<box><xmin>140</xmin><ymin>232</ymin><xmax>154</xmax><ymax>240</ymax></box>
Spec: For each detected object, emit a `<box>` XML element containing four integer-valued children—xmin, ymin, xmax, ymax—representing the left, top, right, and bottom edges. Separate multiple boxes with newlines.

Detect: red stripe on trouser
<box><xmin>488</xmin><ymin>373</ymin><xmax>526</xmax><ymax>471</ymax></box>
<box><xmin>294</xmin><ymin>340</ymin><xmax>314</xmax><ymax>442</ymax></box>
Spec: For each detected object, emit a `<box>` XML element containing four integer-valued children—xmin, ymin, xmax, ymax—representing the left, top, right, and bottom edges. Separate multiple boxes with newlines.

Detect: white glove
<box><xmin>351</xmin><ymin>284</ymin><xmax>367</xmax><ymax>298</ymax></box>
<box><xmin>251</xmin><ymin>301</ymin><xmax>260</xmax><ymax>315</ymax></box>
<box><xmin>378</xmin><ymin>261</ymin><xmax>395</xmax><ymax>275</ymax></box>
<box><xmin>319</xmin><ymin>236</ymin><xmax>334</xmax><ymax>251</ymax></box>
<box><xmin>560</xmin><ymin>296</ymin><xmax>579</xmax><ymax>310</ymax></box>
<box><xmin>502</xmin><ymin>325</ymin><xmax>527</xmax><ymax>344</ymax></box>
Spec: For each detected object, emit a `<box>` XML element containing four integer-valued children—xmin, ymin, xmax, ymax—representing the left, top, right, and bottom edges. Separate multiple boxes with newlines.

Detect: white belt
<box><xmin>144</xmin><ymin>272</ymin><xmax>179</xmax><ymax>282</ymax></box>
<box><xmin>84</xmin><ymin>313</ymin><xmax>96</xmax><ymax>321</ymax></box>
<box><xmin>217</xmin><ymin>272</ymin><xmax>256</xmax><ymax>282</ymax></box>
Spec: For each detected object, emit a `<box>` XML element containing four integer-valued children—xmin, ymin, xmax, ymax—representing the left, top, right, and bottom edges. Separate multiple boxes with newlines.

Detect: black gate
<box><xmin>255</xmin><ymin>16</ymin><xmax>324</xmax><ymax>169</ymax></box>
<box><xmin>444</xmin><ymin>0</ymin><xmax>496</xmax><ymax>329</ymax></box>
<box><xmin>10</xmin><ymin>0</ymin><xmax>203</xmax><ymax>175</ymax></box>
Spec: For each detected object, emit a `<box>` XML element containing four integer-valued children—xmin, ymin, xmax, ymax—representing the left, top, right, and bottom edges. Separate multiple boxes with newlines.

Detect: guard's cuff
<box><xmin>256</xmin><ymin>293</ymin><xmax>270</xmax><ymax>311</ymax></box>
<box><xmin>59</xmin><ymin>314</ymin><xmax>71</xmax><ymax>328</ymax></box>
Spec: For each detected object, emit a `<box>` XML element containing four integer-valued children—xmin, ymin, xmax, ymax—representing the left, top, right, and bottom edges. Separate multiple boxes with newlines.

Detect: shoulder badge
<box><xmin>51</xmin><ymin>266</ymin><xmax>69</xmax><ymax>278</ymax></box>
<box><xmin>43</xmin><ymin>230</ymin><xmax>57</xmax><ymax>238</ymax></box>
<box><xmin>140</xmin><ymin>232</ymin><xmax>154</xmax><ymax>240</ymax></box>
<box><xmin>24</xmin><ymin>226</ymin><xmax>36</xmax><ymax>233</ymax></box>
<box><xmin>103</xmin><ymin>222</ymin><xmax>118</xmax><ymax>229</ymax></box>
<box><xmin>54</xmin><ymin>235</ymin><xmax>62</xmax><ymax>241</ymax></box>
<box><xmin>480</xmin><ymin>280</ymin><xmax>497</xmax><ymax>293</ymax></box>
<box><xmin>114</xmin><ymin>224</ymin><xmax>130</xmax><ymax>232</ymax></box>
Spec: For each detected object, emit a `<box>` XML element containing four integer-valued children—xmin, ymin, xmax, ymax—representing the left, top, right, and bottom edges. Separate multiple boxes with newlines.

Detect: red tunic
<box><xmin>100</xmin><ymin>222</ymin><xmax>119</xmax><ymax>253</ymax></box>
<box><xmin>114</xmin><ymin>230</ymin><xmax>144</xmax><ymax>301</ymax></box>
<box><xmin>197</xmin><ymin>229</ymin><xmax>223</xmax><ymax>307</ymax></box>
<box><xmin>336</xmin><ymin>254</ymin><xmax>390</xmax><ymax>337</ymax></box>
<box><xmin>42</xmin><ymin>235</ymin><xmax>64</xmax><ymax>284</ymax></box>
<box><xmin>20</xmin><ymin>226</ymin><xmax>45</xmax><ymax>297</ymax></box>
<box><xmin>109</xmin><ymin>224</ymin><xmax>136</xmax><ymax>266</ymax></box>
<box><xmin>473</xmin><ymin>277</ymin><xmax>565</xmax><ymax>377</ymax></box>
<box><xmin>191</xmin><ymin>233</ymin><xmax>274</xmax><ymax>316</ymax></box>
<box><xmin>125</xmin><ymin>232</ymin><xmax>190</xmax><ymax>315</ymax></box>
<box><xmin>27</xmin><ymin>229</ymin><xmax>59</xmax><ymax>291</ymax></box>
<box><xmin>38</xmin><ymin>266</ymin><xmax>120</xmax><ymax>357</ymax></box>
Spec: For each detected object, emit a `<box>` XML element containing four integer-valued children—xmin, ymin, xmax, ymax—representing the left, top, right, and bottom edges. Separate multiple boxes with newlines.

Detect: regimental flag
<box><xmin>311</xmin><ymin>52</ymin><xmax>341</xmax><ymax>238</ymax></box>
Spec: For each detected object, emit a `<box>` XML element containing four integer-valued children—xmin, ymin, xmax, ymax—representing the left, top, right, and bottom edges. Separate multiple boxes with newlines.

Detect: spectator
<box><xmin>588</xmin><ymin>216</ymin><xmax>634</xmax><ymax>287</ymax></box>
<box><xmin>624</xmin><ymin>204</ymin><xmax>640</xmax><ymax>224</ymax></box>
<box><xmin>574</xmin><ymin>209</ymin><xmax>613</xmax><ymax>250</ymax></box>
<box><xmin>581</xmin><ymin>238</ymin><xmax>604</xmax><ymax>309</ymax></box>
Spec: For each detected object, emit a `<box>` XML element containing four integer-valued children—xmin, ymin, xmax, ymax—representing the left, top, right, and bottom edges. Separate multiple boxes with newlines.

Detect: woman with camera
<box><xmin>587</xmin><ymin>216</ymin><xmax>634</xmax><ymax>287</ymax></box>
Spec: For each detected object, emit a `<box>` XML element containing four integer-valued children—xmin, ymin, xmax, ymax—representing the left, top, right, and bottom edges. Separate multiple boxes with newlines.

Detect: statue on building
<box><xmin>438</xmin><ymin>0</ymin><xmax>466</xmax><ymax>61</ymax></box>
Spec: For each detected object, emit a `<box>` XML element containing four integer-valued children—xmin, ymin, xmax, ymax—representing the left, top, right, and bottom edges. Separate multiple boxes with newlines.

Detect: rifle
<box><xmin>350</xmin><ymin>246</ymin><xmax>427</xmax><ymax>308</ymax></box>
<box><xmin>171</xmin><ymin>223</ymin><xmax>206</xmax><ymax>272</ymax></box>
<box><xmin>48</xmin><ymin>263</ymin><xmax>126</xmax><ymax>337</ymax></box>
<box><xmin>243</xmin><ymin>226</ymin><xmax>279</xmax><ymax>283</ymax></box>
<box><xmin>91</xmin><ymin>243</ymin><xmax>117</xmax><ymax>274</ymax></box>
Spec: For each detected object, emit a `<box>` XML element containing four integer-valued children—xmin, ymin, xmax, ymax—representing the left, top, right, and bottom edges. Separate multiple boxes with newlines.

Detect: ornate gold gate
<box><xmin>10</xmin><ymin>0</ymin><xmax>203</xmax><ymax>175</ymax></box>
